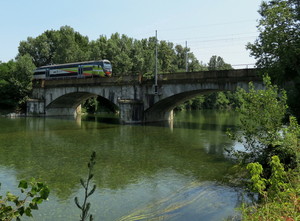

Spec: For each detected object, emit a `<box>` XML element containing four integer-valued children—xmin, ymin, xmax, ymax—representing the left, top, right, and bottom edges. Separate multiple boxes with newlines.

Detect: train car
<box><xmin>33</xmin><ymin>60</ymin><xmax>112</xmax><ymax>80</ymax></box>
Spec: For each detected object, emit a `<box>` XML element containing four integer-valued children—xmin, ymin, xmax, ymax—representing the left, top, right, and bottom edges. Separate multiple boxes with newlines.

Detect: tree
<box><xmin>158</xmin><ymin>40</ymin><xmax>176</xmax><ymax>73</ymax></box>
<box><xmin>18</xmin><ymin>34</ymin><xmax>53</xmax><ymax>67</ymax></box>
<box><xmin>247</xmin><ymin>0</ymin><xmax>300</xmax><ymax>81</ymax></box>
<box><xmin>0</xmin><ymin>55</ymin><xmax>35</xmax><ymax>109</ymax></box>
<box><xmin>18</xmin><ymin>26</ymin><xmax>90</xmax><ymax>67</ymax></box>
<box><xmin>207</xmin><ymin>55</ymin><xmax>233</xmax><ymax>70</ymax></box>
<box><xmin>187</xmin><ymin>53</ymin><xmax>207</xmax><ymax>72</ymax></box>
<box><xmin>227</xmin><ymin>75</ymin><xmax>299</xmax><ymax>177</ymax></box>
<box><xmin>54</xmin><ymin>26</ymin><xmax>90</xmax><ymax>63</ymax></box>
<box><xmin>230</xmin><ymin>76</ymin><xmax>300</xmax><ymax>220</ymax></box>
<box><xmin>89</xmin><ymin>35</ymin><xmax>107</xmax><ymax>61</ymax></box>
<box><xmin>140</xmin><ymin>37</ymin><xmax>156</xmax><ymax>78</ymax></box>
<box><xmin>130</xmin><ymin>39</ymin><xmax>145</xmax><ymax>75</ymax></box>
<box><xmin>247</xmin><ymin>0</ymin><xmax>300</xmax><ymax>114</ymax></box>
<box><xmin>215</xmin><ymin>92</ymin><xmax>230</xmax><ymax>109</ymax></box>
<box><xmin>105</xmin><ymin>33</ymin><xmax>133</xmax><ymax>75</ymax></box>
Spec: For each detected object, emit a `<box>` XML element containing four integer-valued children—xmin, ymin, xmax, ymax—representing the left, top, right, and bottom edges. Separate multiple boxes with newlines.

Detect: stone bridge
<box><xmin>27</xmin><ymin>68</ymin><xmax>263</xmax><ymax>123</ymax></box>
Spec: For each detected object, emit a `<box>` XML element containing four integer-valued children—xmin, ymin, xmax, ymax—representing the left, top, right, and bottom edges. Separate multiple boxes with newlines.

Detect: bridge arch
<box><xmin>144</xmin><ymin>89</ymin><xmax>220</xmax><ymax>122</ymax></box>
<box><xmin>46</xmin><ymin>92</ymin><xmax>119</xmax><ymax>116</ymax></box>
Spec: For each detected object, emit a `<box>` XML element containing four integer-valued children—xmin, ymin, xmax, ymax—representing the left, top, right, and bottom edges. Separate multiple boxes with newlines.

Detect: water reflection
<box><xmin>0</xmin><ymin>110</ymin><xmax>241</xmax><ymax>220</ymax></box>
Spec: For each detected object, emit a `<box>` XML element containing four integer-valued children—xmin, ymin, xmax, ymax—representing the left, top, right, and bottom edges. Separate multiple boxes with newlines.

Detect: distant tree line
<box><xmin>17</xmin><ymin>25</ymin><xmax>208</xmax><ymax>76</ymax></box>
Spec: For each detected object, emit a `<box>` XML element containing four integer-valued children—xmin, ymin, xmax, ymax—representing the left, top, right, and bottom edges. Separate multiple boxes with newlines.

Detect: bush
<box><xmin>0</xmin><ymin>179</ymin><xmax>49</xmax><ymax>221</ymax></box>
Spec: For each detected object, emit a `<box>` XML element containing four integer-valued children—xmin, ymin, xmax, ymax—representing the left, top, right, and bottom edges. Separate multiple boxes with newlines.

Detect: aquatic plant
<box><xmin>74</xmin><ymin>151</ymin><xmax>97</xmax><ymax>221</ymax></box>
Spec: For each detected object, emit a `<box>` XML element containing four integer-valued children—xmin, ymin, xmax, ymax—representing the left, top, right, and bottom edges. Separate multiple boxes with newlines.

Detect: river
<box><xmin>0</xmin><ymin>110</ymin><xmax>243</xmax><ymax>221</ymax></box>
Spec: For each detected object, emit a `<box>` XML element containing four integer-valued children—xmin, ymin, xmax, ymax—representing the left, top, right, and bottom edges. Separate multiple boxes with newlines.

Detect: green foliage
<box><xmin>17</xmin><ymin>26</ymin><xmax>206</xmax><ymax>76</ymax></box>
<box><xmin>83</xmin><ymin>97</ymin><xmax>98</xmax><ymax>114</ymax></box>
<box><xmin>242</xmin><ymin>156</ymin><xmax>300</xmax><ymax>221</ymax></box>
<box><xmin>268</xmin><ymin>156</ymin><xmax>290</xmax><ymax>195</ymax></box>
<box><xmin>247</xmin><ymin>0</ymin><xmax>300</xmax><ymax>116</ymax></box>
<box><xmin>227</xmin><ymin>75</ymin><xmax>289</xmax><ymax>165</ymax></box>
<box><xmin>208</xmin><ymin>55</ymin><xmax>233</xmax><ymax>71</ymax></box>
<box><xmin>246</xmin><ymin>162</ymin><xmax>267</xmax><ymax>195</ymax></box>
<box><xmin>177</xmin><ymin>91</ymin><xmax>240</xmax><ymax>111</ymax></box>
<box><xmin>224</xmin><ymin>74</ymin><xmax>300</xmax><ymax>220</ymax></box>
<box><xmin>0</xmin><ymin>55</ymin><xmax>35</xmax><ymax>110</ymax></box>
<box><xmin>0</xmin><ymin>179</ymin><xmax>49</xmax><ymax>221</ymax></box>
<box><xmin>75</xmin><ymin>151</ymin><xmax>97</xmax><ymax>221</ymax></box>
<box><xmin>247</xmin><ymin>156</ymin><xmax>290</xmax><ymax>197</ymax></box>
<box><xmin>18</xmin><ymin>26</ymin><xmax>89</xmax><ymax>67</ymax></box>
<box><xmin>247</xmin><ymin>0</ymin><xmax>300</xmax><ymax>81</ymax></box>
<box><xmin>215</xmin><ymin>92</ymin><xmax>230</xmax><ymax>109</ymax></box>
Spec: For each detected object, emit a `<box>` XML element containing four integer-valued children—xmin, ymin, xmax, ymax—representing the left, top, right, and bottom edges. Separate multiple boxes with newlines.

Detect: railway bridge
<box><xmin>27</xmin><ymin>69</ymin><xmax>263</xmax><ymax>124</ymax></box>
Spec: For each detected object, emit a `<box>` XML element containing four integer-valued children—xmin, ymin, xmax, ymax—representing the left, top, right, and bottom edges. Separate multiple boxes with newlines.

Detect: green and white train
<box><xmin>33</xmin><ymin>60</ymin><xmax>112</xmax><ymax>80</ymax></box>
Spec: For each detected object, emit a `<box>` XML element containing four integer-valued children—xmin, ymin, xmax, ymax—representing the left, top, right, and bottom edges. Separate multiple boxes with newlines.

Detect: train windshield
<box><xmin>103</xmin><ymin>61</ymin><xmax>112</xmax><ymax>70</ymax></box>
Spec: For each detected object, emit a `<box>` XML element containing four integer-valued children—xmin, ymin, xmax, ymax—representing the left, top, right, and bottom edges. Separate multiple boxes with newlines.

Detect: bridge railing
<box><xmin>35</xmin><ymin>68</ymin><xmax>261</xmax><ymax>88</ymax></box>
<box><xmin>155</xmin><ymin>68</ymin><xmax>260</xmax><ymax>83</ymax></box>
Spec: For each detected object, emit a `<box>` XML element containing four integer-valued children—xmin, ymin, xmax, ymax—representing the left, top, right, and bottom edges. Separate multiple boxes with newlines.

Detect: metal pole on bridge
<box><xmin>185</xmin><ymin>41</ymin><xmax>188</xmax><ymax>72</ymax></box>
<box><xmin>154</xmin><ymin>30</ymin><xmax>158</xmax><ymax>94</ymax></box>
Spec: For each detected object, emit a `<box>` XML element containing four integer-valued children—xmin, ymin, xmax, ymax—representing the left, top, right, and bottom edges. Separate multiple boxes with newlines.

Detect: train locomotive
<box><xmin>33</xmin><ymin>59</ymin><xmax>112</xmax><ymax>80</ymax></box>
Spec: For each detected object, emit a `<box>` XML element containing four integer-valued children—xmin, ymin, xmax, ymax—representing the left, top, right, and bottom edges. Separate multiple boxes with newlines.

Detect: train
<box><xmin>33</xmin><ymin>59</ymin><xmax>112</xmax><ymax>80</ymax></box>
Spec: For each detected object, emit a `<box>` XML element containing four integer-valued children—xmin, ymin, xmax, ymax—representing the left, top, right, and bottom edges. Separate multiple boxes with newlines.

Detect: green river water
<box><xmin>0</xmin><ymin>110</ymin><xmax>244</xmax><ymax>221</ymax></box>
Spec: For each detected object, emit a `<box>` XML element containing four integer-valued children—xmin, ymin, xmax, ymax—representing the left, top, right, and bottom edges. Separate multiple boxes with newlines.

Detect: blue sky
<box><xmin>0</xmin><ymin>0</ymin><xmax>262</xmax><ymax>67</ymax></box>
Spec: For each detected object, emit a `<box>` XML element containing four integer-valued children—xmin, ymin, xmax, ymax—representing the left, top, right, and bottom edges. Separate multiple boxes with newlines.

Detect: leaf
<box><xmin>40</xmin><ymin>186</ymin><xmax>50</xmax><ymax>199</ymax></box>
<box><xmin>80</xmin><ymin>178</ymin><xmax>86</xmax><ymax>188</ymax></box>
<box><xmin>88</xmin><ymin>185</ymin><xmax>96</xmax><ymax>197</ymax></box>
<box><xmin>18</xmin><ymin>206</ymin><xmax>25</xmax><ymax>216</ymax></box>
<box><xmin>33</xmin><ymin>197</ymin><xmax>44</xmax><ymax>204</ymax></box>
<box><xmin>18</xmin><ymin>180</ymin><xmax>28</xmax><ymax>189</ymax></box>
<box><xmin>29</xmin><ymin>202</ymin><xmax>39</xmax><ymax>210</ymax></box>
<box><xmin>74</xmin><ymin>197</ymin><xmax>82</xmax><ymax>209</ymax></box>
<box><xmin>13</xmin><ymin>197</ymin><xmax>21</xmax><ymax>206</ymax></box>
<box><xmin>24</xmin><ymin>207</ymin><xmax>32</xmax><ymax>217</ymax></box>
<box><xmin>86</xmin><ymin>202</ymin><xmax>91</xmax><ymax>213</ymax></box>
<box><xmin>6</xmin><ymin>192</ymin><xmax>17</xmax><ymax>201</ymax></box>
<box><xmin>37</xmin><ymin>182</ymin><xmax>44</xmax><ymax>191</ymax></box>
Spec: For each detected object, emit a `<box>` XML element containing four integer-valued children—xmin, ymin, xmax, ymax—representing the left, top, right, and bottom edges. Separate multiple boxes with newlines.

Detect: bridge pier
<box><xmin>27</xmin><ymin>99</ymin><xmax>82</xmax><ymax>117</ymax></box>
<box><xmin>27</xmin><ymin>99</ymin><xmax>45</xmax><ymax>116</ymax></box>
<box><xmin>118</xmin><ymin>99</ymin><xmax>144</xmax><ymax>124</ymax></box>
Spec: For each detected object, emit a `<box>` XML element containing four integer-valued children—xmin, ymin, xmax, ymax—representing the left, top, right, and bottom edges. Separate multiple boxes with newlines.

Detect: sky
<box><xmin>0</xmin><ymin>0</ymin><xmax>263</xmax><ymax>68</ymax></box>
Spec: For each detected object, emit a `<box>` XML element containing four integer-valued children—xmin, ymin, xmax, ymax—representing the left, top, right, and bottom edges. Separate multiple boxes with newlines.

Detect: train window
<box><xmin>103</xmin><ymin>62</ymin><xmax>112</xmax><ymax>69</ymax></box>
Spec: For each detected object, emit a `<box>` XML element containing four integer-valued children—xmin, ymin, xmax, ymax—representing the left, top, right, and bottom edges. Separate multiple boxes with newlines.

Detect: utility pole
<box><xmin>185</xmin><ymin>41</ymin><xmax>188</xmax><ymax>72</ymax></box>
<box><xmin>155</xmin><ymin>30</ymin><xmax>158</xmax><ymax>94</ymax></box>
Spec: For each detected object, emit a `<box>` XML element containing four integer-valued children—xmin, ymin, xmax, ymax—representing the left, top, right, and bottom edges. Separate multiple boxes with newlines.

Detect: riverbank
<box><xmin>0</xmin><ymin>108</ymin><xmax>25</xmax><ymax>118</ymax></box>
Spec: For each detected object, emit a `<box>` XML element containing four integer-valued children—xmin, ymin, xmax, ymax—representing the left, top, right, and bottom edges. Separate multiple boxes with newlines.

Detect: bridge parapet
<box><xmin>41</xmin><ymin>75</ymin><xmax>140</xmax><ymax>88</ymax></box>
<box><xmin>156</xmin><ymin>68</ymin><xmax>260</xmax><ymax>83</ymax></box>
